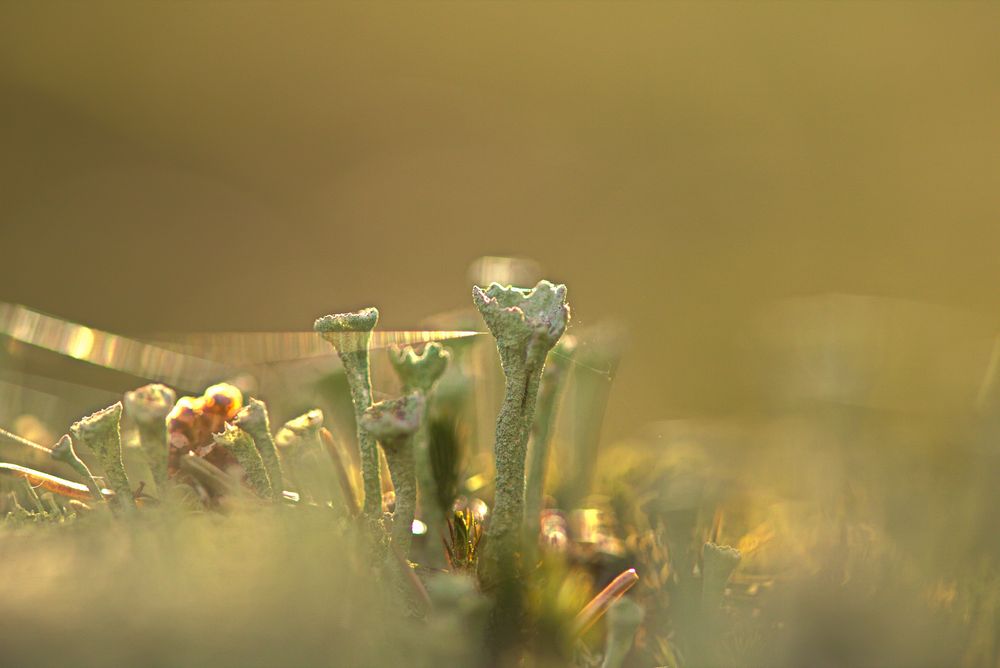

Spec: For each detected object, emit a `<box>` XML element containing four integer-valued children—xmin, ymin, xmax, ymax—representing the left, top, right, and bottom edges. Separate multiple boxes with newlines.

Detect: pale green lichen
<box><xmin>388</xmin><ymin>342</ymin><xmax>451</xmax><ymax>394</ymax></box>
<box><xmin>473</xmin><ymin>280</ymin><xmax>570</xmax><ymax>577</ymax></box>
<box><xmin>274</xmin><ymin>409</ymin><xmax>332</xmax><ymax>504</ymax></box>
<box><xmin>315</xmin><ymin>308</ymin><xmax>381</xmax><ymax>520</ymax></box>
<box><xmin>50</xmin><ymin>433</ymin><xmax>103</xmax><ymax>502</ymax></box>
<box><xmin>232</xmin><ymin>397</ymin><xmax>284</xmax><ymax>501</ymax></box>
<box><xmin>213</xmin><ymin>423</ymin><xmax>273</xmax><ymax>500</ymax></box>
<box><xmin>275</xmin><ymin>409</ymin><xmax>325</xmax><ymax>447</ymax></box>
<box><xmin>360</xmin><ymin>393</ymin><xmax>424</xmax><ymax>559</ymax></box>
<box><xmin>70</xmin><ymin>402</ymin><xmax>135</xmax><ymax>511</ymax></box>
<box><xmin>124</xmin><ymin>383</ymin><xmax>176</xmax><ymax>491</ymax></box>
<box><xmin>388</xmin><ymin>342</ymin><xmax>451</xmax><ymax>563</ymax></box>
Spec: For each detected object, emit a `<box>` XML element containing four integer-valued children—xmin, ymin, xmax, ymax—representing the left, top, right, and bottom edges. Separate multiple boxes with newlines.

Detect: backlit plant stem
<box><xmin>315</xmin><ymin>308</ymin><xmax>381</xmax><ymax>520</ymax></box>
<box><xmin>524</xmin><ymin>335</ymin><xmax>576</xmax><ymax>545</ymax></box>
<box><xmin>0</xmin><ymin>462</ymin><xmax>110</xmax><ymax>501</ymax></box>
<box><xmin>0</xmin><ymin>426</ymin><xmax>55</xmax><ymax>455</ymax></box>
<box><xmin>18</xmin><ymin>476</ymin><xmax>44</xmax><ymax>513</ymax></box>
<box><xmin>178</xmin><ymin>454</ymin><xmax>242</xmax><ymax>499</ymax></box>
<box><xmin>320</xmin><ymin>427</ymin><xmax>360</xmax><ymax>517</ymax></box>
<box><xmin>564</xmin><ymin>325</ymin><xmax>623</xmax><ymax>510</ymax></box>
<box><xmin>360</xmin><ymin>393</ymin><xmax>424</xmax><ymax>559</ymax></box>
<box><xmin>0</xmin><ymin>428</ymin><xmax>104</xmax><ymax>503</ymax></box>
<box><xmin>572</xmin><ymin>567</ymin><xmax>640</xmax><ymax>637</ymax></box>
<box><xmin>70</xmin><ymin>402</ymin><xmax>135</xmax><ymax>512</ymax></box>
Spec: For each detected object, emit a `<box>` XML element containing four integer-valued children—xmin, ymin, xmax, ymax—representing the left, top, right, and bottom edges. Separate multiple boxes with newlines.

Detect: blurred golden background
<box><xmin>2</xmin><ymin>2</ymin><xmax>999</xmax><ymax>439</ymax></box>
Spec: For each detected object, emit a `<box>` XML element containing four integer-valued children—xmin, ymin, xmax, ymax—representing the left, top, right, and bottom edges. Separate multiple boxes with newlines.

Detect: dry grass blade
<box><xmin>571</xmin><ymin>568</ymin><xmax>640</xmax><ymax>637</ymax></box>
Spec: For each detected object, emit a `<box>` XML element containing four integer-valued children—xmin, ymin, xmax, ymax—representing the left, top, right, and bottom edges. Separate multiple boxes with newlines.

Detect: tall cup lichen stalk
<box><xmin>360</xmin><ymin>393</ymin><xmax>424</xmax><ymax>559</ymax></box>
<box><xmin>523</xmin><ymin>334</ymin><xmax>577</xmax><ymax>546</ymax></box>
<box><xmin>388</xmin><ymin>342</ymin><xmax>450</xmax><ymax>559</ymax></box>
<box><xmin>314</xmin><ymin>308</ymin><xmax>382</xmax><ymax>520</ymax></box>
<box><xmin>473</xmin><ymin>280</ymin><xmax>570</xmax><ymax>579</ymax></box>
<box><xmin>123</xmin><ymin>383</ymin><xmax>176</xmax><ymax>491</ymax></box>
<box><xmin>70</xmin><ymin>402</ymin><xmax>135</xmax><ymax>512</ymax></box>
<box><xmin>232</xmin><ymin>397</ymin><xmax>284</xmax><ymax>502</ymax></box>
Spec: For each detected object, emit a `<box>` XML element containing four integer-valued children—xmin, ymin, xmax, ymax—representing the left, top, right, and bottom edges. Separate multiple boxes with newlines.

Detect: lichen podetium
<box><xmin>50</xmin><ymin>433</ymin><xmax>103</xmax><ymax>502</ymax></box>
<box><xmin>701</xmin><ymin>542</ymin><xmax>741</xmax><ymax>611</ymax></box>
<box><xmin>473</xmin><ymin>280</ymin><xmax>570</xmax><ymax>581</ymax></box>
<box><xmin>70</xmin><ymin>402</ymin><xmax>135</xmax><ymax>512</ymax></box>
<box><xmin>274</xmin><ymin>409</ymin><xmax>327</xmax><ymax>502</ymax></box>
<box><xmin>388</xmin><ymin>342</ymin><xmax>450</xmax><ymax>563</ymax></box>
<box><xmin>213</xmin><ymin>422</ymin><xmax>273</xmax><ymax>500</ymax></box>
<box><xmin>232</xmin><ymin>397</ymin><xmax>285</xmax><ymax>502</ymax></box>
<box><xmin>360</xmin><ymin>392</ymin><xmax>424</xmax><ymax>559</ymax></box>
<box><xmin>124</xmin><ymin>383</ymin><xmax>176</xmax><ymax>491</ymax></box>
<box><xmin>314</xmin><ymin>308</ymin><xmax>382</xmax><ymax>521</ymax></box>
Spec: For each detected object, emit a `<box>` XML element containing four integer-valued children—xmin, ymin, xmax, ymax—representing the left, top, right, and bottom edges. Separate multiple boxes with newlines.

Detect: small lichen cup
<box><xmin>360</xmin><ymin>393</ymin><xmax>425</xmax><ymax>559</ymax></box>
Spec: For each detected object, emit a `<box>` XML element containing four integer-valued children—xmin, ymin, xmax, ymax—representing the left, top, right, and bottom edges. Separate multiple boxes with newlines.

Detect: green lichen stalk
<box><xmin>388</xmin><ymin>342</ymin><xmax>450</xmax><ymax>560</ymax></box>
<box><xmin>314</xmin><ymin>308</ymin><xmax>381</xmax><ymax>520</ymax></box>
<box><xmin>123</xmin><ymin>383</ymin><xmax>176</xmax><ymax>491</ymax></box>
<box><xmin>213</xmin><ymin>423</ymin><xmax>273</xmax><ymax>500</ymax></box>
<box><xmin>524</xmin><ymin>334</ymin><xmax>577</xmax><ymax>546</ymax></box>
<box><xmin>50</xmin><ymin>434</ymin><xmax>103</xmax><ymax>502</ymax></box>
<box><xmin>233</xmin><ymin>397</ymin><xmax>284</xmax><ymax>501</ymax></box>
<box><xmin>274</xmin><ymin>409</ymin><xmax>327</xmax><ymax>501</ymax></box>
<box><xmin>70</xmin><ymin>402</ymin><xmax>135</xmax><ymax>511</ymax></box>
<box><xmin>473</xmin><ymin>280</ymin><xmax>570</xmax><ymax>578</ymax></box>
<box><xmin>360</xmin><ymin>393</ymin><xmax>424</xmax><ymax>559</ymax></box>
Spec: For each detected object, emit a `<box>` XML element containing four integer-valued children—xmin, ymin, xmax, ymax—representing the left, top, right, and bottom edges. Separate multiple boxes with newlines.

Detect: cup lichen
<box><xmin>70</xmin><ymin>402</ymin><xmax>135</xmax><ymax>511</ymax></box>
<box><xmin>315</xmin><ymin>308</ymin><xmax>381</xmax><ymax>520</ymax></box>
<box><xmin>124</xmin><ymin>383</ymin><xmax>177</xmax><ymax>490</ymax></box>
<box><xmin>213</xmin><ymin>422</ymin><xmax>273</xmax><ymax>500</ymax></box>
<box><xmin>472</xmin><ymin>280</ymin><xmax>570</xmax><ymax>578</ymax></box>
<box><xmin>360</xmin><ymin>393</ymin><xmax>424</xmax><ymax>559</ymax></box>
<box><xmin>388</xmin><ymin>342</ymin><xmax>450</xmax><ymax>562</ymax></box>
<box><xmin>232</xmin><ymin>397</ymin><xmax>284</xmax><ymax>501</ymax></box>
<box><xmin>50</xmin><ymin>433</ymin><xmax>103</xmax><ymax>502</ymax></box>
